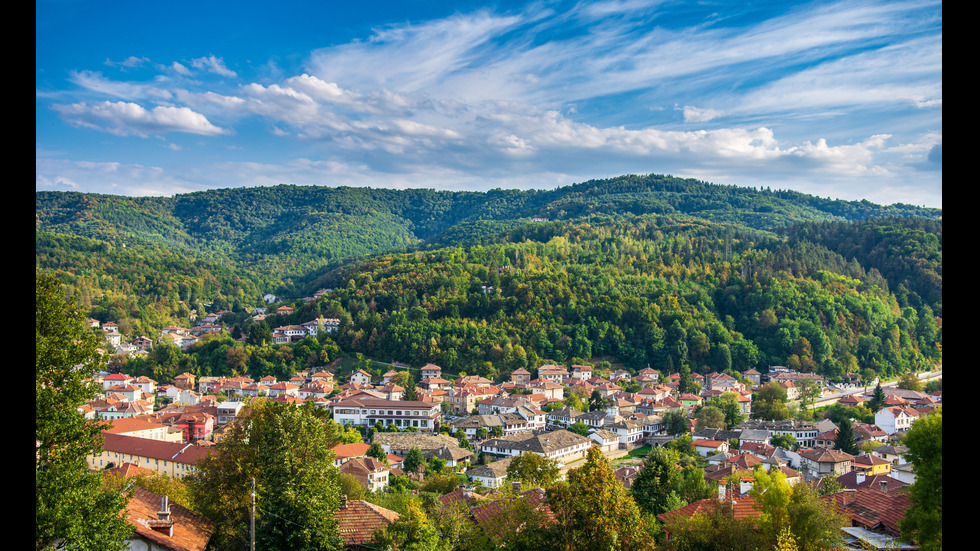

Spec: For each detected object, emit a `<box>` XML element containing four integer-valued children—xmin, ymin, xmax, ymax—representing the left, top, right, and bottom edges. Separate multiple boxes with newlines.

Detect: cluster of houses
<box><xmin>81</xmin><ymin>356</ymin><xmax>940</xmax><ymax>550</ymax></box>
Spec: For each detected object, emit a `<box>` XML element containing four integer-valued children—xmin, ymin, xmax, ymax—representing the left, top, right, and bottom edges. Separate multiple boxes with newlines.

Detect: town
<box><xmin>71</xmin><ymin>299</ymin><xmax>941</xmax><ymax>551</ymax></box>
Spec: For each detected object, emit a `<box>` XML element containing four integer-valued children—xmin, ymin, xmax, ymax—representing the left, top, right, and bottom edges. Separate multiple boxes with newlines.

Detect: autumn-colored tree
<box><xmin>506</xmin><ymin>452</ymin><xmax>561</xmax><ymax>489</ymax></box>
<box><xmin>548</xmin><ymin>447</ymin><xmax>657</xmax><ymax>551</ymax></box>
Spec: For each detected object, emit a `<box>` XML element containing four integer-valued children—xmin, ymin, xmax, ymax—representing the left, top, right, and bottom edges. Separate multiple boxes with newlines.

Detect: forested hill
<box><xmin>36</xmin><ymin>174</ymin><xmax>939</xmax><ymax>255</ymax></box>
<box><xmin>36</xmin><ymin>175</ymin><xmax>941</xmax><ymax>379</ymax></box>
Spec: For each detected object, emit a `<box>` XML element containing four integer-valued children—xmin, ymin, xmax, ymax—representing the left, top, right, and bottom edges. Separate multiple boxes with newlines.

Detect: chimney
<box><xmin>158</xmin><ymin>495</ymin><xmax>171</xmax><ymax>522</ymax></box>
<box><xmin>879</xmin><ymin>480</ymin><xmax>888</xmax><ymax>493</ymax></box>
<box><xmin>147</xmin><ymin>495</ymin><xmax>174</xmax><ymax>537</ymax></box>
<box><xmin>513</xmin><ymin>481</ymin><xmax>522</xmax><ymax>492</ymax></box>
<box><xmin>340</xmin><ymin>494</ymin><xmax>348</xmax><ymax>509</ymax></box>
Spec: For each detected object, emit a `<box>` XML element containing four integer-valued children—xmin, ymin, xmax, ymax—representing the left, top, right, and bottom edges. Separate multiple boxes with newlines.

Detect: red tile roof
<box><xmin>125</xmin><ymin>487</ymin><xmax>214</xmax><ymax>551</ymax></box>
<box><xmin>334</xmin><ymin>498</ymin><xmax>400</xmax><ymax>546</ymax></box>
<box><xmin>822</xmin><ymin>487</ymin><xmax>910</xmax><ymax>536</ymax></box>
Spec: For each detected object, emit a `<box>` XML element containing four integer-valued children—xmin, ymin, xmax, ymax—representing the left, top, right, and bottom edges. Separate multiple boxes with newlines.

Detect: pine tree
<box><xmin>834</xmin><ymin>418</ymin><xmax>859</xmax><ymax>455</ymax></box>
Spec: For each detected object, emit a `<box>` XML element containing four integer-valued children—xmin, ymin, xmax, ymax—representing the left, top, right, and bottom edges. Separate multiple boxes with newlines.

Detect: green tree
<box><xmin>506</xmin><ymin>452</ymin><xmax>561</xmax><ymax>489</ymax></box>
<box><xmin>694</xmin><ymin>405</ymin><xmax>726</xmax><ymax>430</ymax></box>
<box><xmin>663</xmin><ymin>409</ymin><xmax>689</xmax><ymax>435</ymax></box>
<box><xmin>404</xmin><ymin>447</ymin><xmax>426</xmax><ymax>476</ymax></box>
<box><xmin>834</xmin><ymin>418</ymin><xmax>859</xmax><ymax>455</ymax></box>
<box><xmin>900</xmin><ymin>408</ymin><xmax>942</xmax><ymax>550</ymax></box>
<box><xmin>751</xmin><ymin>467</ymin><xmax>844</xmax><ymax>551</ymax></box>
<box><xmin>190</xmin><ymin>401</ymin><xmax>344</xmax><ymax>551</ymax></box>
<box><xmin>371</xmin><ymin>499</ymin><xmax>443</xmax><ymax>551</ymax></box>
<box><xmin>568</xmin><ymin>421</ymin><xmax>590</xmax><ymax>437</ymax></box>
<box><xmin>630</xmin><ymin>447</ymin><xmax>686</xmax><ymax>516</ymax></box>
<box><xmin>795</xmin><ymin>378</ymin><xmax>820</xmax><ymax>411</ymax></box>
<box><xmin>898</xmin><ymin>372</ymin><xmax>923</xmax><ymax>391</ymax></box>
<box><xmin>548</xmin><ymin>447</ymin><xmax>656</xmax><ymax>551</ymax></box>
<box><xmin>589</xmin><ymin>390</ymin><xmax>606</xmax><ymax>412</ymax></box>
<box><xmin>753</xmin><ymin>382</ymin><xmax>790</xmax><ymax>421</ymax></box>
<box><xmin>36</xmin><ymin>272</ymin><xmax>132</xmax><ymax>551</ymax></box>
<box><xmin>367</xmin><ymin>442</ymin><xmax>389</xmax><ymax>465</ymax></box>
<box><xmin>869</xmin><ymin>383</ymin><xmax>886</xmax><ymax>412</ymax></box>
<box><xmin>770</xmin><ymin>433</ymin><xmax>798</xmax><ymax>450</ymax></box>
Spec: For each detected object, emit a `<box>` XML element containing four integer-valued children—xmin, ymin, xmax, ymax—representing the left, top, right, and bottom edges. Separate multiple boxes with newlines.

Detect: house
<box><xmin>589</xmin><ymin>429</ymin><xmax>621</xmax><ymax>453</ymax></box>
<box><xmin>216</xmin><ymin>401</ymin><xmax>244</xmax><ymax>425</ymax></box>
<box><xmin>479</xmin><ymin>429</ymin><xmax>592</xmax><ymax>465</ymax></box>
<box><xmin>124</xmin><ymin>488</ymin><xmax>214</xmax><ymax>551</ymax></box>
<box><xmin>332</xmin><ymin>442</ymin><xmax>372</xmax><ymax>467</ymax></box>
<box><xmin>609</xmin><ymin>419</ymin><xmax>645</xmax><ymax>446</ymax></box>
<box><xmin>176</xmin><ymin>412</ymin><xmax>215</xmax><ymax>442</ymax></box>
<box><xmin>466</xmin><ymin>457</ymin><xmax>514</xmax><ymax>489</ymax></box>
<box><xmin>874</xmin><ymin>406</ymin><xmax>919</xmax><ymax>435</ymax></box>
<box><xmin>334</xmin><ymin>496</ymin><xmax>400</xmax><ymax>550</ymax></box>
<box><xmin>469</xmin><ymin>487</ymin><xmax>554</xmax><ymax>539</ymax></box>
<box><xmin>329</xmin><ymin>398</ymin><xmax>440</xmax><ymax>432</ymax></box>
<box><xmin>173</xmin><ymin>372</ymin><xmax>196</xmax><ymax>390</ymax></box>
<box><xmin>694</xmin><ymin>439</ymin><xmax>730</xmax><ymax>457</ymax></box>
<box><xmin>537</xmin><ymin>364</ymin><xmax>569</xmax><ymax>384</ymax></box>
<box><xmin>822</xmin><ymin>487</ymin><xmax>911</xmax><ymax>539</ymax></box>
<box><xmin>102</xmin><ymin>373</ymin><xmax>133</xmax><ymax>390</ymax></box>
<box><xmin>349</xmin><ymin>369</ymin><xmax>374</xmax><ymax>386</ymax></box>
<box><xmin>510</xmin><ymin>368</ymin><xmax>531</xmax><ymax>385</ymax></box>
<box><xmin>89</xmin><ymin>434</ymin><xmax>210</xmax><ymax>478</ymax></box>
<box><xmin>570</xmin><ymin>364</ymin><xmax>593</xmax><ymax>380</ymax></box>
<box><xmin>105</xmin><ymin>417</ymin><xmax>179</xmax><ymax>442</ymax></box>
<box><xmin>850</xmin><ymin>454</ymin><xmax>892</xmax><ymax>476</ymax></box>
<box><xmin>420</xmin><ymin>364</ymin><xmax>443</xmax><ymax>380</ymax></box>
<box><xmin>800</xmin><ymin>448</ymin><xmax>853</xmax><ymax>478</ymax></box>
<box><xmin>340</xmin><ymin>457</ymin><xmax>390</xmax><ymax>492</ymax></box>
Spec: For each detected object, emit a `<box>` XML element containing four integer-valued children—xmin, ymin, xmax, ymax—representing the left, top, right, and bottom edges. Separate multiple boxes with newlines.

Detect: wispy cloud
<box><xmin>35</xmin><ymin>0</ymin><xmax>942</xmax><ymax>206</ymax></box>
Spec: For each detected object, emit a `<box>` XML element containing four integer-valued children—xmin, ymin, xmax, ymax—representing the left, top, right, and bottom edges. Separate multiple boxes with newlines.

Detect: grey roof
<box><xmin>371</xmin><ymin>432</ymin><xmax>460</xmax><ymax>452</ymax></box>
<box><xmin>483</xmin><ymin>429</ymin><xmax>591</xmax><ymax>455</ymax></box>
<box><xmin>467</xmin><ymin>457</ymin><xmax>514</xmax><ymax>479</ymax></box>
<box><xmin>739</xmin><ymin>429</ymin><xmax>770</xmax><ymax>442</ymax></box>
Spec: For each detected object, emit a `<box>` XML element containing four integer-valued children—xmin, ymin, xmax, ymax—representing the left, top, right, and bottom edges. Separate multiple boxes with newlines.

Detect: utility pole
<box><xmin>251</xmin><ymin>477</ymin><xmax>256</xmax><ymax>551</ymax></box>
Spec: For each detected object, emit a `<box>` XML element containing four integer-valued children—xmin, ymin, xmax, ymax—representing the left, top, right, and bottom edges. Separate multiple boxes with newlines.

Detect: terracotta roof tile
<box><xmin>334</xmin><ymin>498</ymin><xmax>399</xmax><ymax>546</ymax></box>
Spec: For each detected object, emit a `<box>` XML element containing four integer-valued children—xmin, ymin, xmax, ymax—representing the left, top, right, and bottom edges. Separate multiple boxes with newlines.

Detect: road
<box><xmin>812</xmin><ymin>369</ymin><xmax>941</xmax><ymax>409</ymax></box>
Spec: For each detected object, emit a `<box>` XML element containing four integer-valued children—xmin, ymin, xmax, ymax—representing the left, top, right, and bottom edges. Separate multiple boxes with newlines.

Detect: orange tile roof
<box><xmin>658</xmin><ymin>496</ymin><xmax>761</xmax><ymax>527</ymax></box>
<box><xmin>125</xmin><ymin>487</ymin><xmax>214</xmax><ymax>551</ymax></box>
<box><xmin>822</xmin><ymin>487</ymin><xmax>910</xmax><ymax>536</ymax></box>
<box><xmin>334</xmin><ymin>498</ymin><xmax>400</xmax><ymax>546</ymax></box>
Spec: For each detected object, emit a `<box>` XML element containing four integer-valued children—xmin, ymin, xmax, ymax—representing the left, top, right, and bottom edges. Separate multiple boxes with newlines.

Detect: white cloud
<box><xmin>171</xmin><ymin>62</ymin><xmax>192</xmax><ymax>76</ymax></box>
<box><xmin>52</xmin><ymin>101</ymin><xmax>227</xmax><ymax>137</ymax></box>
<box><xmin>682</xmin><ymin>106</ymin><xmax>723</xmax><ymax>123</ymax></box>
<box><xmin>191</xmin><ymin>55</ymin><xmax>237</xmax><ymax>78</ymax></box>
<box><xmin>105</xmin><ymin>56</ymin><xmax>150</xmax><ymax>69</ymax></box>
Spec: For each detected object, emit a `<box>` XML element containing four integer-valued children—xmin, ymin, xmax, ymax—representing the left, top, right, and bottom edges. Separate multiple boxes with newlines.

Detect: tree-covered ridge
<box><xmin>36</xmin><ymin>176</ymin><xmax>941</xmax><ymax>378</ymax></box>
<box><xmin>785</xmin><ymin>217</ymin><xmax>942</xmax><ymax>315</ymax></box>
<box><xmin>37</xmin><ymin>174</ymin><xmax>941</xmax><ymax>274</ymax></box>
<box><xmin>284</xmin><ymin>214</ymin><xmax>940</xmax><ymax>381</ymax></box>
<box><xmin>36</xmin><ymin>231</ymin><xmax>273</xmax><ymax>337</ymax></box>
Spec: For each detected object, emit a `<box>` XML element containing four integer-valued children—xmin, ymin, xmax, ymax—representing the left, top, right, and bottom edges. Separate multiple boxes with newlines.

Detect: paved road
<box><xmin>813</xmin><ymin>369</ymin><xmax>941</xmax><ymax>408</ymax></box>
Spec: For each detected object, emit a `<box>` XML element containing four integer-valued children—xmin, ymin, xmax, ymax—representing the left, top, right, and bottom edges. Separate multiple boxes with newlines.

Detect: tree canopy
<box><xmin>190</xmin><ymin>401</ymin><xmax>344</xmax><ymax>551</ymax></box>
<box><xmin>36</xmin><ymin>272</ymin><xmax>132</xmax><ymax>551</ymax></box>
<box><xmin>900</xmin><ymin>408</ymin><xmax>942</xmax><ymax>550</ymax></box>
<box><xmin>548</xmin><ymin>447</ymin><xmax>656</xmax><ymax>551</ymax></box>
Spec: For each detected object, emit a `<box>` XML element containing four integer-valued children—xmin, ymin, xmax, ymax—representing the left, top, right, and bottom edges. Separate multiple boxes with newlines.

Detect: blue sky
<box><xmin>36</xmin><ymin>0</ymin><xmax>942</xmax><ymax>207</ymax></box>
